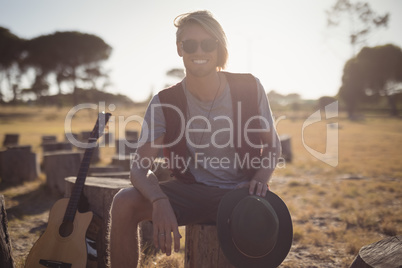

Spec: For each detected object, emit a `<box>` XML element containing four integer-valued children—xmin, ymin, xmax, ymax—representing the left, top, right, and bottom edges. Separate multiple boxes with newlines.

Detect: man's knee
<box><xmin>110</xmin><ymin>187</ymin><xmax>151</xmax><ymax>221</ymax></box>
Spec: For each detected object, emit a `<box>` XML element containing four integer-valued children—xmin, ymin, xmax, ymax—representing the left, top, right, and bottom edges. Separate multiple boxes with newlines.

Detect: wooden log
<box><xmin>88</xmin><ymin>165</ymin><xmax>123</xmax><ymax>174</ymax></box>
<box><xmin>42</xmin><ymin>142</ymin><xmax>73</xmax><ymax>153</ymax></box>
<box><xmin>43</xmin><ymin>151</ymin><xmax>83</xmax><ymax>195</ymax></box>
<box><xmin>0</xmin><ymin>195</ymin><xmax>14</xmax><ymax>268</ymax></box>
<box><xmin>41</xmin><ymin>135</ymin><xmax>57</xmax><ymax>144</ymax></box>
<box><xmin>78</xmin><ymin>145</ymin><xmax>100</xmax><ymax>163</ymax></box>
<box><xmin>2</xmin><ymin>134</ymin><xmax>19</xmax><ymax>147</ymax></box>
<box><xmin>0</xmin><ymin>146</ymin><xmax>39</xmax><ymax>184</ymax></box>
<box><xmin>64</xmin><ymin>132</ymin><xmax>79</xmax><ymax>143</ymax></box>
<box><xmin>89</xmin><ymin>172</ymin><xmax>130</xmax><ymax>179</ymax></box>
<box><xmin>65</xmin><ymin>176</ymin><xmax>131</xmax><ymax>268</ymax></box>
<box><xmin>111</xmin><ymin>155</ymin><xmax>131</xmax><ymax>171</ymax></box>
<box><xmin>125</xmin><ymin>130</ymin><xmax>138</xmax><ymax>141</ymax></box>
<box><xmin>99</xmin><ymin>132</ymin><xmax>113</xmax><ymax>146</ymax></box>
<box><xmin>115</xmin><ymin>139</ymin><xmax>138</xmax><ymax>156</ymax></box>
<box><xmin>80</xmin><ymin>131</ymin><xmax>92</xmax><ymax>141</ymax></box>
<box><xmin>350</xmin><ymin>236</ymin><xmax>402</xmax><ymax>268</ymax></box>
<box><xmin>5</xmin><ymin>145</ymin><xmax>31</xmax><ymax>152</ymax></box>
<box><xmin>185</xmin><ymin>225</ymin><xmax>234</xmax><ymax>268</ymax></box>
<box><xmin>280</xmin><ymin>134</ymin><xmax>293</xmax><ymax>162</ymax></box>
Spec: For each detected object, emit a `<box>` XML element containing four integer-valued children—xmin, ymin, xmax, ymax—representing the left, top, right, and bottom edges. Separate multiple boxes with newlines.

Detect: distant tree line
<box><xmin>339</xmin><ymin>44</ymin><xmax>402</xmax><ymax>118</ymax></box>
<box><xmin>326</xmin><ymin>0</ymin><xmax>401</xmax><ymax>117</ymax></box>
<box><xmin>0</xmin><ymin>27</ymin><xmax>111</xmax><ymax>104</ymax></box>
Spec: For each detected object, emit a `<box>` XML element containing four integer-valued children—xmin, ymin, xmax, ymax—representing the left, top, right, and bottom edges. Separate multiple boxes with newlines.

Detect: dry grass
<box><xmin>271</xmin><ymin>111</ymin><xmax>402</xmax><ymax>267</ymax></box>
<box><xmin>1</xmin><ymin>105</ymin><xmax>402</xmax><ymax>267</ymax></box>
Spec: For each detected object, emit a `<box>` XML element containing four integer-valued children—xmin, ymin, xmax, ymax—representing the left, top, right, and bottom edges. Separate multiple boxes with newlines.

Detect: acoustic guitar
<box><xmin>25</xmin><ymin>112</ymin><xmax>111</xmax><ymax>268</ymax></box>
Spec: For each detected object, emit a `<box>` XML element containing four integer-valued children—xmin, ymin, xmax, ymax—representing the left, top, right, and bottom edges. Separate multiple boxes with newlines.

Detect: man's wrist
<box><xmin>152</xmin><ymin>196</ymin><xmax>168</xmax><ymax>204</ymax></box>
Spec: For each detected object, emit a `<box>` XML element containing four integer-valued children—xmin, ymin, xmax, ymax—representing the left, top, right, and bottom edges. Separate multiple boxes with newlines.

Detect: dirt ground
<box><xmin>2</xmin><ymin>108</ymin><xmax>401</xmax><ymax>268</ymax></box>
<box><xmin>2</xmin><ymin>179</ymin><xmax>59</xmax><ymax>267</ymax></box>
<box><xmin>3</xmin><ymin>175</ymin><xmax>356</xmax><ymax>268</ymax></box>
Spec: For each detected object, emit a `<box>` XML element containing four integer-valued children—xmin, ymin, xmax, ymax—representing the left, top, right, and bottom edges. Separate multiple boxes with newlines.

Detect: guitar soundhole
<box><xmin>59</xmin><ymin>221</ymin><xmax>74</xmax><ymax>237</ymax></box>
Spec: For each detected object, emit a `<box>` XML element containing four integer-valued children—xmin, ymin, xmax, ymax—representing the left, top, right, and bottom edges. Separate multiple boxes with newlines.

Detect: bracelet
<box><xmin>152</xmin><ymin>196</ymin><xmax>168</xmax><ymax>204</ymax></box>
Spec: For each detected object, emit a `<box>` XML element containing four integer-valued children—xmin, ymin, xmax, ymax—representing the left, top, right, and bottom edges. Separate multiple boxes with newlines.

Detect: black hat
<box><xmin>217</xmin><ymin>188</ymin><xmax>293</xmax><ymax>268</ymax></box>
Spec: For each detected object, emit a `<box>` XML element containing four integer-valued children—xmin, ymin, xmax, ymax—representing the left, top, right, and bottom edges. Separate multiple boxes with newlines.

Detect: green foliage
<box><xmin>0</xmin><ymin>27</ymin><xmax>112</xmax><ymax>104</ymax></box>
<box><xmin>339</xmin><ymin>44</ymin><xmax>402</xmax><ymax>117</ymax></box>
<box><xmin>24</xmin><ymin>31</ymin><xmax>111</xmax><ymax>72</ymax></box>
<box><xmin>0</xmin><ymin>27</ymin><xmax>25</xmax><ymax>102</ymax></box>
<box><xmin>0</xmin><ymin>27</ymin><xmax>24</xmax><ymax>68</ymax></box>
<box><xmin>37</xmin><ymin>88</ymin><xmax>135</xmax><ymax>107</ymax></box>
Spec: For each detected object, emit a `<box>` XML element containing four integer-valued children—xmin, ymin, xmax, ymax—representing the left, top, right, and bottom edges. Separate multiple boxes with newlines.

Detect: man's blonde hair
<box><xmin>174</xmin><ymin>10</ymin><xmax>228</xmax><ymax>70</ymax></box>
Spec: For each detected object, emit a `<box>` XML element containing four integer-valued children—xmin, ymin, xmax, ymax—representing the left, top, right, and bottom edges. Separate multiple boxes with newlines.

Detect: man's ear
<box><xmin>177</xmin><ymin>42</ymin><xmax>183</xmax><ymax>57</ymax></box>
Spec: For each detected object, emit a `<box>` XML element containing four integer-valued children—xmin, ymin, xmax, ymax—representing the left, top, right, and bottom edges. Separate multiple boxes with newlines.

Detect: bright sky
<box><xmin>1</xmin><ymin>0</ymin><xmax>401</xmax><ymax>102</ymax></box>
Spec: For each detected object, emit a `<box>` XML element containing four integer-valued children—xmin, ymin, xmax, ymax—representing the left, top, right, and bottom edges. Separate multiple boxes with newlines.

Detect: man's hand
<box><xmin>248</xmin><ymin>179</ymin><xmax>269</xmax><ymax>197</ymax></box>
<box><xmin>152</xmin><ymin>199</ymin><xmax>181</xmax><ymax>256</ymax></box>
<box><xmin>236</xmin><ymin>179</ymin><xmax>269</xmax><ymax>197</ymax></box>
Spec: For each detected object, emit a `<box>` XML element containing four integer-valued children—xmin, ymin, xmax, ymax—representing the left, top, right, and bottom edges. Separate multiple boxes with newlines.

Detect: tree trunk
<box><xmin>185</xmin><ymin>225</ymin><xmax>234</xmax><ymax>268</ymax></box>
<box><xmin>65</xmin><ymin>176</ymin><xmax>132</xmax><ymax>268</ymax></box>
<box><xmin>387</xmin><ymin>95</ymin><xmax>398</xmax><ymax>117</ymax></box>
<box><xmin>43</xmin><ymin>151</ymin><xmax>83</xmax><ymax>195</ymax></box>
<box><xmin>350</xmin><ymin>236</ymin><xmax>402</xmax><ymax>268</ymax></box>
<box><xmin>0</xmin><ymin>145</ymin><xmax>39</xmax><ymax>184</ymax></box>
<box><xmin>0</xmin><ymin>195</ymin><xmax>15</xmax><ymax>268</ymax></box>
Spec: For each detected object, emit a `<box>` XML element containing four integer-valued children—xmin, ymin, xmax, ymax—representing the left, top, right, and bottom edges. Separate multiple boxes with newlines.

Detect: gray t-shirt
<box><xmin>138</xmin><ymin>76</ymin><xmax>276</xmax><ymax>189</ymax></box>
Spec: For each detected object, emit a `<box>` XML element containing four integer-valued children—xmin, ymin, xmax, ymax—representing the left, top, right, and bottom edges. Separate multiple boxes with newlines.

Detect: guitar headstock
<box><xmin>89</xmin><ymin>112</ymin><xmax>112</xmax><ymax>141</ymax></box>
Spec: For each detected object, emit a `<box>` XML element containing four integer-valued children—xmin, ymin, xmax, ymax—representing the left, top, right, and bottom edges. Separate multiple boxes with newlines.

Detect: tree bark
<box><xmin>0</xmin><ymin>195</ymin><xmax>15</xmax><ymax>268</ymax></box>
<box><xmin>185</xmin><ymin>225</ymin><xmax>234</xmax><ymax>268</ymax></box>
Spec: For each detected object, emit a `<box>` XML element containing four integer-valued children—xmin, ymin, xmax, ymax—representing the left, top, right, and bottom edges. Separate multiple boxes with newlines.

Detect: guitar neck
<box><xmin>63</xmin><ymin>139</ymin><xmax>97</xmax><ymax>223</ymax></box>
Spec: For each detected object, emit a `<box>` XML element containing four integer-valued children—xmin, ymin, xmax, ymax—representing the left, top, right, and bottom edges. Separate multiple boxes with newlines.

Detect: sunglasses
<box><xmin>181</xmin><ymin>39</ymin><xmax>218</xmax><ymax>54</ymax></box>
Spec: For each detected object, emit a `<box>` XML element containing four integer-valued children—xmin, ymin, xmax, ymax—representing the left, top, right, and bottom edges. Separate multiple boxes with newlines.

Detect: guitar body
<box><xmin>25</xmin><ymin>198</ymin><xmax>93</xmax><ymax>268</ymax></box>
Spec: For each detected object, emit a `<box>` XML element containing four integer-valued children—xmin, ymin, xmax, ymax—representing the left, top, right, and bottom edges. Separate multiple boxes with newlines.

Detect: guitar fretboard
<box><xmin>63</xmin><ymin>139</ymin><xmax>97</xmax><ymax>223</ymax></box>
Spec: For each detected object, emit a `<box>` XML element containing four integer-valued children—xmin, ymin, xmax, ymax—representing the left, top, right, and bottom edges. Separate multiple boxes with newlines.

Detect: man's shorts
<box><xmin>159</xmin><ymin>180</ymin><xmax>232</xmax><ymax>226</ymax></box>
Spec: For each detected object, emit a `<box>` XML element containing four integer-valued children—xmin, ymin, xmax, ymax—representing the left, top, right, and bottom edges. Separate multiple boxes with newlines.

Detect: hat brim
<box><xmin>217</xmin><ymin>188</ymin><xmax>293</xmax><ymax>268</ymax></box>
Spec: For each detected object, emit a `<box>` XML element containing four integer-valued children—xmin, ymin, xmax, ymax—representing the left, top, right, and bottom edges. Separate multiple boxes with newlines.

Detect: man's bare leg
<box><xmin>109</xmin><ymin>187</ymin><xmax>152</xmax><ymax>267</ymax></box>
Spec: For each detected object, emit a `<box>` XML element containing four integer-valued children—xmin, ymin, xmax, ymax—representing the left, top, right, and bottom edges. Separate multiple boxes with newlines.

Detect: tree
<box><xmin>166</xmin><ymin>68</ymin><xmax>185</xmax><ymax>80</ymax></box>
<box><xmin>318</xmin><ymin>96</ymin><xmax>338</xmax><ymax>110</ymax></box>
<box><xmin>326</xmin><ymin>0</ymin><xmax>389</xmax><ymax>56</ymax></box>
<box><xmin>339</xmin><ymin>44</ymin><xmax>402</xmax><ymax>117</ymax></box>
<box><xmin>0</xmin><ymin>27</ymin><xmax>25</xmax><ymax>103</ymax></box>
<box><xmin>164</xmin><ymin>68</ymin><xmax>185</xmax><ymax>88</ymax></box>
<box><xmin>23</xmin><ymin>31</ymin><xmax>112</xmax><ymax>103</ymax></box>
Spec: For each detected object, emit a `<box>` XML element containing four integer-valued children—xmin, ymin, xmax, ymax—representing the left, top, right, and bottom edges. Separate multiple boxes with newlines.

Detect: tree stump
<box><xmin>42</xmin><ymin>142</ymin><xmax>73</xmax><ymax>153</ymax></box>
<box><xmin>88</xmin><ymin>165</ymin><xmax>123</xmax><ymax>174</ymax></box>
<box><xmin>0</xmin><ymin>195</ymin><xmax>14</xmax><ymax>268</ymax></box>
<box><xmin>185</xmin><ymin>224</ymin><xmax>234</xmax><ymax>268</ymax></box>
<box><xmin>64</xmin><ymin>132</ymin><xmax>79</xmax><ymax>143</ymax></box>
<box><xmin>125</xmin><ymin>130</ymin><xmax>138</xmax><ymax>141</ymax></box>
<box><xmin>0</xmin><ymin>145</ymin><xmax>39</xmax><ymax>184</ymax></box>
<box><xmin>350</xmin><ymin>236</ymin><xmax>402</xmax><ymax>268</ymax></box>
<box><xmin>99</xmin><ymin>132</ymin><xmax>113</xmax><ymax>146</ymax></box>
<box><xmin>115</xmin><ymin>139</ymin><xmax>138</xmax><ymax>156</ymax></box>
<box><xmin>65</xmin><ymin>176</ymin><xmax>132</xmax><ymax>268</ymax></box>
<box><xmin>43</xmin><ymin>151</ymin><xmax>83</xmax><ymax>195</ymax></box>
<box><xmin>280</xmin><ymin>134</ymin><xmax>292</xmax><ymax>162</ymax></box>
<box><xmin>111</xmin><ymin>155</ymin><xmax>132</xmax><ymax>171</ymax></box>
<box><xmin>41</xmin><ymin>135</ymin><xmax>57</xmax><ymax>144</ymax></box>
<box><xmin>80</xmin><ymin>131</ymin><xmax>92</xmax><ymax>141</ymax></box>
<box><xmin>89</xmin><ymin>172</ymin><xmax>130</xmax><ymax>179</ymax></box>
<box><xmin>2</xmin><ymin>134</ymin><xmax>19</xmax><ymax>148</ymax></box>
<box><xmin>78</xmin><ymin>145</ymin><xmax>100</xmax><ymax>164</ymax></box>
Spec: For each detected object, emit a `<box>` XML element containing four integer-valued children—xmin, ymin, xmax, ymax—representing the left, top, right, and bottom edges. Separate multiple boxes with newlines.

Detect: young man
<box><xmin>109</xmin><ymin>10</ymin><xmax>281</xmax><ymax>267</ymax></box>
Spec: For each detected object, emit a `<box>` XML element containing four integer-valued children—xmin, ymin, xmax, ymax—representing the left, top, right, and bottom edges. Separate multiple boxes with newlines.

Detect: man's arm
<box><xmin>130</xmin><ymin>135</ymin><xmax>167</xmax><ymax>202</ymax></box>
<box><xmin>247</xmin><ymin>77</ymin><xmax>281</xmax><ymax>197</ymax></box>
<box><xmin>130</xmin><ymin>135</ymin><xmax>181</xmax><ymax>256</ymax></box>
<box><xmin>249</xmin><ymin>129</ymin><xmax>281</xmax><ymax>197</ymax></box>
